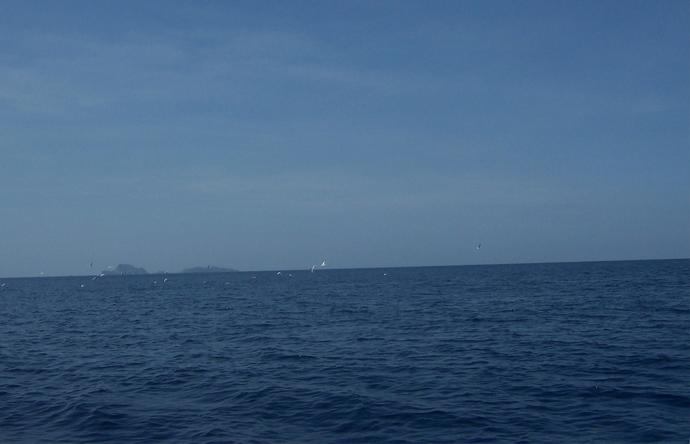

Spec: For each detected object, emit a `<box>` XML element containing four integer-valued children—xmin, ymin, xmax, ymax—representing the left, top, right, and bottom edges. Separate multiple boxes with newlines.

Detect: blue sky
<box><xmin>0</xmin><ymin>0</ymin><xmax>688</xmax><ymax>277</ymax></box>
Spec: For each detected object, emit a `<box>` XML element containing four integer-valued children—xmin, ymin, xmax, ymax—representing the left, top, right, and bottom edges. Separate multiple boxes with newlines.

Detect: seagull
<box><xmin>276</xmin><ymin>271</ymin><xmax>281</xmax><ymax>275</ymax></box>
<box><xmin>310</xmin><ymin>265</ymin><xmax>316</xmax><ymax>273</ymax></box>
<box><xmin>320</xmin><ymin>260</ymin><xmax>326</xmax><ymax>267</ymax></box>
<box><xmin>163</xmin><ymin>278</ymin><xmax>168</xmax><ymax>283</ymax></box>
<box><xmin>476</xmin><ymin>243</ymin><xmax>482</xmax><ymax>251</ymax></box>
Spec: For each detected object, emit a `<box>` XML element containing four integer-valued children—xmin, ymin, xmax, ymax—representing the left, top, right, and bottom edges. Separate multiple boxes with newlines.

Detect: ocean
<box><xmin>1</xmin><ymin>259</ymin><xmax>688</xmax><ymax>443</ymax></box>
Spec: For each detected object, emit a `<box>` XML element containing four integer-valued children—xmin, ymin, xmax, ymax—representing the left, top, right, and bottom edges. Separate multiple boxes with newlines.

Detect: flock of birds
<box><xmin>0</xmin><ymin>244</ymin><xmax>483</xmax><ymax>290</ymax></box>
<box><xmin>69</xmin><ymin>259</ymin><xmax>331</xmax><ymax>289</ymax></box>
<box><xmin>69</xmin><ymin>260</ymin><xmax>330</xmax><ymax>289</ymax></box>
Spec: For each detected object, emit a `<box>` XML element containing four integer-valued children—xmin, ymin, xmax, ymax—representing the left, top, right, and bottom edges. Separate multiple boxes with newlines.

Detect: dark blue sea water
<box><xmin>1</xmin><ymin>259</ymin><xmax>688</xmax><ymax>443</ymax></box>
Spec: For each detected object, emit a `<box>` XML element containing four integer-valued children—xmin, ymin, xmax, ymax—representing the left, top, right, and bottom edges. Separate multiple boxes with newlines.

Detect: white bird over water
<box><xmin>320</xmin><ymin>260</ymin><xmax>326</xmax><ymax>267</ymax></box>
<box><xmin>476</xmin><ymin>243</ymin><xmax>482</xmax><ymax>251</ymax></box>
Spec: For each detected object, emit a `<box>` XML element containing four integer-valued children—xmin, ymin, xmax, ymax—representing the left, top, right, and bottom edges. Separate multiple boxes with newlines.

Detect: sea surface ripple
<box><xmin>1</xmin><ymin>259</ymin><xmax>688</xmax><ymax>443</ymax></box>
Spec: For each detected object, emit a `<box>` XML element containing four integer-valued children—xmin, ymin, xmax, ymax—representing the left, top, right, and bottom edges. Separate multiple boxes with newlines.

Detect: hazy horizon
<box><xmin>1</xmin><ymin>1</ymin><xmax>688</xmax><ymax>278</ymax></box>
<box><xmin>1</xmin><ymin>257</ymin><xmax>688</xmax><ymax>280</ymax></box>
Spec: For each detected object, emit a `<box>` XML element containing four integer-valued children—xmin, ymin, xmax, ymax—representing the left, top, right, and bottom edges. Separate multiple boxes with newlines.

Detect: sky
<box><xmin>0</xmin><ymin>0</ymin><xmax>688</xmax><ymax>277</ymax></box>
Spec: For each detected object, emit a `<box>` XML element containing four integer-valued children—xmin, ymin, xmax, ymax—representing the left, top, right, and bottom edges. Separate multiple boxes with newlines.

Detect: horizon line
<box><xmin>1</xmin><ymin>257</ymin><xmax>687</xmax><ymax>280</ymax></box>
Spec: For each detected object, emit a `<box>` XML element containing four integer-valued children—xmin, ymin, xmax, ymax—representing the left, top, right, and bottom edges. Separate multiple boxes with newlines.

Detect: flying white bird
<box><xmin>320</xmin><ymin>260</ymin><xmax>326</xmax><ymax>267</ymax></box>
<box><xmin>476</xmin><ymin>243</ymin><xmax>482</xmax><ymax>251</ymax></box>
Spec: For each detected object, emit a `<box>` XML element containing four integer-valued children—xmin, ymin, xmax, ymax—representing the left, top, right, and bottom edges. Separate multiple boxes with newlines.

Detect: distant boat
<box><xmin>310</xmin><ymin>265</ymin><xmax>316</xmax><ymax>273</ymax></box>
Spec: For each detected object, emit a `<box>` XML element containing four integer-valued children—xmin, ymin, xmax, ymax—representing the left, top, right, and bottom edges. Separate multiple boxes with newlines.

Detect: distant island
<box><xmin>181</xmin><ymin>266</ymin><xmax>237</xmax><ymax>274</ymax></box>
<box><xmin>99</xmin><ymin>264</ymin><xmax>237</xmax><ymax>276</ymax></box>
<box><xmin>101</xmin><ymin>264</ymin><xmax>148</xmax><ymax>276</ymax></box>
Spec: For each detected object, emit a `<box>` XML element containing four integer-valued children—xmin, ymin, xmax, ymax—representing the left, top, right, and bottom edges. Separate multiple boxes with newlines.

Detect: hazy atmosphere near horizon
<box><xmin>2</xmin><ymin>3</ymin><xmax>689</xmax><ymax>443</ymax></box>
<box><xmin>1</xmin><ymin>0</ymin><xmax>688</xmax><ymax>277</ymax></box>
